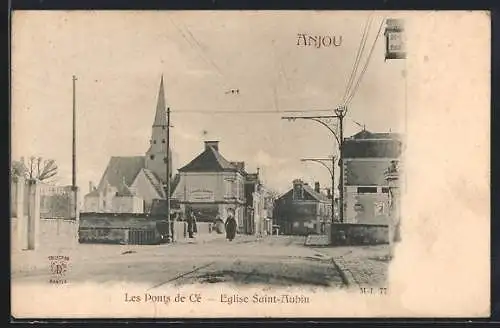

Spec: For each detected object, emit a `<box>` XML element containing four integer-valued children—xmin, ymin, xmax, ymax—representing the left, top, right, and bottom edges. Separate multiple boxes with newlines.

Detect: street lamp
<box><xmin>282</xmin><ymin>105</ymin><xmax>346</xmax><ymax>222</ymax></box>
<box><xmin>300</xmin><ymin>156</ymin><xmax>337</xmax><ymax>225</ymax></box>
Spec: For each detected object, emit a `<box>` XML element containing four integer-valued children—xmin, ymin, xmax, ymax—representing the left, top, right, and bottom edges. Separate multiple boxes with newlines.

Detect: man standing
<box><xmin>187</xmin><ymin>211</ymin><xmax>197</xmax><ymax>238</ymax></box>
<box><xmin>225</xmin><ymin>208</ymin><xmax>237</xmax><ymax>241</ymax></box>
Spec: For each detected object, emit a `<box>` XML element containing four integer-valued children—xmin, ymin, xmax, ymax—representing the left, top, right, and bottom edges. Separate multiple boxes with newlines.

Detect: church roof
<box><xmin>97</xmin><ymin>156</ymin><xmax>145</xmax><ymax>190</ymax></box>
<box><xmin>142</xmin><ymin>168</ymin><xmax>166</xmax><ymax>198</ymax></box>
<box><xmin>153</xmin><ymin>75</ymin><xmax>167</xmax><ymax>127</ymax></box>
<box><xmin>178</xmin><ymin>145</ymin><xmax>238</xmax><ymax>173</ymax></box>
<box><xmin>116</xmin><ymin>180</ymin><xmax>136</xmax><ymax>197</ymax></box>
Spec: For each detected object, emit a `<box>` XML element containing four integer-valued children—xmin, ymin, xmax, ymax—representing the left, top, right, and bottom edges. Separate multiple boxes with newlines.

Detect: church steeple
<box><xmin>153</xmin><ymin>75</ymin><xmax>167</xmax><ymax>127</ymax></box>
<box><xmin>145</xmin><ymin>75</ymin><xmax>172</xmax><ymax>186</ymax></box>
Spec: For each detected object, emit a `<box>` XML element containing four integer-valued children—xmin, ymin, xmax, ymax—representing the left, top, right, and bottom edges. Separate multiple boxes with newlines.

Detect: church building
<box><xmin>83</xmin><ymin>76</ymin><xmax>176</xmax><ymax>214</ymax></box>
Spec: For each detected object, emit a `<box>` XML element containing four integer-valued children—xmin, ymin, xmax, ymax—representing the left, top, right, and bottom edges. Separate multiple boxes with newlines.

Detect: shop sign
<box><xmin>189</xmin><ymin>189</ymin><xmax>215</xmax><ymax>202</ymax></box>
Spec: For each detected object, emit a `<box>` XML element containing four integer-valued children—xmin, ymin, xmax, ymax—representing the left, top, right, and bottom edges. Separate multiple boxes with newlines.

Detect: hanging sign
<box><xmin>384</xmin><ymin>18</ymin><xmax>406</xmax><ymax>60</ymax></box>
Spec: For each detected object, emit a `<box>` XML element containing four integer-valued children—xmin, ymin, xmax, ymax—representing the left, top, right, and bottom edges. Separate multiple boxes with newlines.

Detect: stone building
<box><xmin>274</xmin><ymin>179</ymin><xmax>332</xmax><ymax>235</ymax></box>
<box><xmin>342</xmin><ymin>129</ymin><xmax>402</xmax><ymax>224</ymax></box>
<box><xmin>172</xmin><ymin>141</ymin><xmax>248</xmax><ymax>231</ymax></box>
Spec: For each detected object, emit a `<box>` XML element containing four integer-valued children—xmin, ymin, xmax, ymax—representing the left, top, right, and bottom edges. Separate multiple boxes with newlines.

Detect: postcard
<box><xmin>10</xmin><ymin>10</ymin><xmax>490</xmax><ymax>318</ymax></box>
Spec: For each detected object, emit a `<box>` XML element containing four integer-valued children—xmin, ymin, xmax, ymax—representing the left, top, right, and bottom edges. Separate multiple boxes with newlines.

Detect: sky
<box><xmin>12</xmin><ymin>11</ymin><xmax>406</xmax><ymax>195</ymax></box>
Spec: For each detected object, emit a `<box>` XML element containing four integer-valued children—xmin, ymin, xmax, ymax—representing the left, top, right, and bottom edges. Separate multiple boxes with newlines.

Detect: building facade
<box><xmin>172</xmin><ymin>141</ymin><xmax>247</xmax><ymax>230</ymax></box>
<box><xmin>274</xmin><ymin>179</ymin><xmax>332</xmax><ymax>236</ymax></box>
<box><xmin>243</xmin><ymin>171</ymin><xmax>272</xmax><ymax>236</ymax></box>
<box><xmin>342</xmin><ymin>130</ymin><xmax>402</xmax><ymax>224</ymax></box>
<box><xmin>83</xmin><ymin>76</ymin><xmax>175</xmax><ymax>214</ymax></box>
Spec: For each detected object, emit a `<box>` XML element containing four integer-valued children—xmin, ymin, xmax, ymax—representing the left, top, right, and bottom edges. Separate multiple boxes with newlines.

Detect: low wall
<box><xmin>78</xmin><ymin>213</ymin><xmax>215</xmax><ymax>245</ymax></box>
<box><xmin>330</xmin><ymin>223</ymin><xmax>389</xmax><ymax>246</ymax></box>
<box><xmin>11</xmin><ymin>218</ymin><xmax>78</xmax><ymax>251</ymax></box>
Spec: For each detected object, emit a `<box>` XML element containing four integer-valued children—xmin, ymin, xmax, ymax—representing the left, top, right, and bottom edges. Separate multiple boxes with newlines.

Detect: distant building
<box><xmin>83</xmin><ymin>77</ymin><xmax>178</xmax><ymax>214</ymax></box>
<box><xmin>342</xmin><ymin>129</ymin><xmax>402</xmax><ymax>224</ymax></box>
<box><xmin>39</xmin><ymin>184</ymin><xmax>76</xmax><ymax>219</ymax></box>
<box><xmin>274</xmin><ymin>179</ymin><xmax>332</xmax><ymax>235</ymax></box>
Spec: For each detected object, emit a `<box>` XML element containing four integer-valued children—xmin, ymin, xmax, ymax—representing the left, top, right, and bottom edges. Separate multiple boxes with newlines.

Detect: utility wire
<box><xmin>170</xmin><ymin>109</ymin><xmax>335</xmax><ymax>115</ymax></box>
<box><xmin>168</xmin><ymin>17</ymin><xmax>226</xmax><ymax>85</ymax></box>
<box><xmin>341</xmin><ymin>13</ymin><xmax>374</xmax><ymax>105</ymax></box>
<box><xmin>345</xmin><ymin>17</ymin><xmax>386</xmax><ymax>108</ymax></box>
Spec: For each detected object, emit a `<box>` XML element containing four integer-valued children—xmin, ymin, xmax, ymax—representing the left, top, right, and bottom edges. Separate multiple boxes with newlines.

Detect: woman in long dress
<box><xmin>224</xmin><ymin>210</ymin><xmax>237</xmax><ymax>241</ymax></box>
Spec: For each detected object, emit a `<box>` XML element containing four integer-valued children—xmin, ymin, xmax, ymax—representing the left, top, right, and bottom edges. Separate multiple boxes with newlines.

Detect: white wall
<box><xmin>83</xmin><ymin>196</ymin><xmax>99</xmax><ymax>212</ymax></box>
<box><xmin>111</xmin><ymin>196</ymin><xmax>143</xmax><ymax>213</ymax></box>
<box><xmin>131</xmin><ymin>170</ymin><xmax>163</xmax><ymax>211</ymax></box>
<box><xmin>345</xmin><ymin>186</ymin><xmax>390</xmax><ymax>224</ymax></box>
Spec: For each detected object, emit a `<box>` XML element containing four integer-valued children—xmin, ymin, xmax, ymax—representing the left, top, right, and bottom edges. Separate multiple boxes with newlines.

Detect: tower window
<box><xmin>150</xmin><ymin>155</ymin><xmax>155</xmax><ymax>160</ymax></box>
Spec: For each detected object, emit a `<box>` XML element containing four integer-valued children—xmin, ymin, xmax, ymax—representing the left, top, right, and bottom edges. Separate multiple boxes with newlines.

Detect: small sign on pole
<box><xmin>384</xmin><ymin>18</ymin><xmax>406</xmax><ymax>60</ymax></box>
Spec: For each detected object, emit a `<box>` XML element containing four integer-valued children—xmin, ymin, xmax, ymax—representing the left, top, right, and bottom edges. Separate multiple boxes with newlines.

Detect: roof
<box><xmin>277</xmin><ymin>182</ymin><xmax>330</xmax><ymax>203</ymax></box>
<box><xmin>97</xmin><ymin>156</ymin><xmax>145</xmax><ymax>190</ymax></box>
<box><xmin>303</xmin><ymin>184</ymin><xmax>330</xmax><ymax>202</ymax></box>
<box><xmin>85</xmin><ymin>189</ymin><xmax>100</xmax><ymax>197</ymax></box>
<box><xmin>153</xmin><ymin>76</ymin><xmax>167</xmax><ymax>127</ymax></box>
<box><xmin>116</xmin><ymin>180</ymin><xmax>135</xmax><ymax>197</ymax></box>
<box><xmin>348</xmin><ymin>130</ymin><xmax>402</xmax><ymax>140</ymax></box>
<box><xmin>178</xmin><ymin>146</ymin><xmax>238</xmax><ymax>173</ymax></box>
<box><xmin>345</xmin><ymin>160</ymin><xmax>393</xmax><ymax>186</ymax></box>
<box><xmin>141</xmin><ymin>168</ymin><xmax>166</xmax><ymax>198</ymax></box>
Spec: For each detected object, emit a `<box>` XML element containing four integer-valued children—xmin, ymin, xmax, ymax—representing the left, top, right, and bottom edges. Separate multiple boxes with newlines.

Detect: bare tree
<box><xmin>11</xmin><ymin>156</ymin><xmax>58</xmax><ymax>182</ymax></box>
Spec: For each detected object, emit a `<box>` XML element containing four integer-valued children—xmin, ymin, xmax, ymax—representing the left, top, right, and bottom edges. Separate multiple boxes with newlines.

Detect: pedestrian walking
<box><xmin>187</xmin><ymin>211</ymin><xmax>197</xmax><ymax>238</ymax></box>
<box><xmin>225</xmin><ymin>209</ymin><xmax>237</xmax><ymax>241</ymax></box>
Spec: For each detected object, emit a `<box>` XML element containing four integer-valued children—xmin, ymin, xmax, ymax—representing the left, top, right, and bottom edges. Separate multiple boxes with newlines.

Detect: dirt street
<box><xmin>12</xmin><ymin>235</ymin><xmax>346</xmax><ymax>289</ymax></box>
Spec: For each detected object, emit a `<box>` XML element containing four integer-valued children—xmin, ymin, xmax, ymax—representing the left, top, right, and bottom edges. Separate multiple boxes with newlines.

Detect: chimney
<box><xmin>204</xmin><ymin>140</ymin><xmax>219</xmax><ymax>151</ymax></box>
<box><xmin>314</xmin><ymin>182</ymin><xmax>320</xmax><ymax>193</ymax></box>
<box><xmin>89</xmin><ymin>181</ymin><xmax>94</xmax><ymax>193</ymax></box>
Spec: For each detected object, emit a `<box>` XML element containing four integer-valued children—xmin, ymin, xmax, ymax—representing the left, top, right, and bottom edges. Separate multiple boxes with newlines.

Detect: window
<box><xmin>225</xmin><ymin>179</ymin><xmax>234</xmax><ymax>198</ymax></box>
<box><xmin>382</xmin><ymin>187</ymin><xmax>390</xmax><ymax>193</ymax></box>
<box><xmin>293</xmin><ymin>185</ymin><xmax>304</xmax><ymax>200</ymax></box>
<box><xmin>357</xmin><ymin>187</ymin><xmax>377</xmax><ymax>194</ymax></box>
<box><xmin>153</xmin><ymin>140</ymin><xmax>157</xmax><ymax>144</ymax></box>
<box><xmin>103</xmin><ymin>200</ymin><xmax>106</xmax><ymax>208</ymax></box>
<box><xmin>150</xmin><ymin>154</ymin><xmax>155</xmax><ymax>160</ymax></box>
<box><xmin>162</xmin><ymin>139</ymin><xmax>166</xmax><ymax>143</ymax></box>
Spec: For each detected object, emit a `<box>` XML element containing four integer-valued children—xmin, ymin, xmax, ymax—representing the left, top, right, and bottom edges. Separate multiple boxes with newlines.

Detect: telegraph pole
<box><xmin>335</xmin><ymin>106</ymin><xmax>346</xmax><ymax>223</ymax></box>
<box><xmin>72</xmin><ymin>75</ymin><xmax>78</xmax><ymax>220</ymax></box>
<box><xmin>282</xmin><ymin>105</ymin><xmax>346</xmax><ymax>223</ymax></box>
<box><xmin>165</xmin><ymin>106</ymin><xmax>171</xmax><ymax>242</ymax></box>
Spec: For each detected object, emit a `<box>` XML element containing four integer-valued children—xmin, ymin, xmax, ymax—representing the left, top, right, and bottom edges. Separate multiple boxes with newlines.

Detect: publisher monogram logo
<box><xmin>48</xmin><ymin>255</ymin><xmax>69</xmax><ymax>284</ymax></box>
